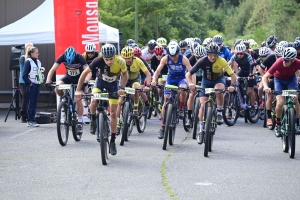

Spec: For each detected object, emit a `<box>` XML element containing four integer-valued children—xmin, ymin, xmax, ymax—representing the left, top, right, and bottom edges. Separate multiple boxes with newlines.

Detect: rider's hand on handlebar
<box><xmin>143</xmin><ymin>85</ymin><xmax>150</xmax><ymax>92</ymax></box>
<box><xmin>188</xmin><ymin>83</ymin><xmax>195</xmax><ymax>91</ymax></box>
<box><xmin>151</xmin><ymin>81</ymin><xmax>157</xmax><ymax>87</ymax></box>
<box><xmin>228</xmin><ymin>86</ymin><xmax>235</xmax><ymax>92</ymax></box>
<box><xmin>248</xmin><ymin>74</ymin><xmax>254</xmax><ymax>80</ymax></box>
<box><xmin>75</xmin><ymin>90</ymin><xmax>82</xmax><ymax>100</ymax></box>
<box><xmin>45</xmin><ymin>81</ymin><xmax>52</xmax><ymax>88</ymax></box>
<box><xmin>264</xmin><ymin>87</ymin><xmax>271</xmax><ymax>94</ymax></box>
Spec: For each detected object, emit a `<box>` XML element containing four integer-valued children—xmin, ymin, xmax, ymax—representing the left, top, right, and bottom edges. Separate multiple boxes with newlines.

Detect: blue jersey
<box><xmin>167</xmin><ymin>54</ymin><xmax>186</xmax><ymax>77</ymax></box>
<box><xmin>218</xmin><ymin>46</ymin><xmax>232</xmax><ymax>61</ymax></box>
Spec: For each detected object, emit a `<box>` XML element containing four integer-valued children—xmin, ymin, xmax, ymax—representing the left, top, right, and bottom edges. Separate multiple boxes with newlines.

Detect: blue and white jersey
<box><xmin>167</xmin><ymin>54</ymin><xmax>186</xmax><ymax>77</ymax></box>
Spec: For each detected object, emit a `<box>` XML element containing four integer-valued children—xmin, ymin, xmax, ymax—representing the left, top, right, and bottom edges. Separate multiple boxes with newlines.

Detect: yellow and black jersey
<box><xmin>190</xmin><ymin>56</ymin><xmax>234</xmax><ymax>80</ymax></box>
<box><xmin>89</xmin><ymin>56</ymin><xmax>127</xmax><ymax>82</ymax></box>
<box><xmin>127</xmin><ymin>57</ymin><xmax>148</xmax><ymax>80</ymax></box>
<box><xmin>82</xmin><ymin>51</ymin><xmax>101</xmax><ymax>65</ymax></box>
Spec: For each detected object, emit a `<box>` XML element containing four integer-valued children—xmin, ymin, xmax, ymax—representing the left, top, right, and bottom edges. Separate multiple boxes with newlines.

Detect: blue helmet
<box><xmin>64</xmin><ymin>46</ymin><xmax>76</xmax><ymax>64</ymax></box>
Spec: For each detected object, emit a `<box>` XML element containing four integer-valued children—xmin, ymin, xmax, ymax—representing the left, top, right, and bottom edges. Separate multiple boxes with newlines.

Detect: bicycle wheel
<box><xmin>71</xmin><ymin>101</ymin><xmax>81</xmax><ymax>141</ymax></box>
<box><xmin>120</xmin><ymin>101</ymin><xmax>130</xmax><ymax>146</ymax></box>
<box><xmin>281</xmin><ymin>106</ymin><xmax>288</xmax><ymax>153</ymax></box>
<box><xmin>57</xmin><ymin>100</ymin><xmax>69</xmax><ymax>146</ymax></box>
<box><xmin>169</xmin><ymin>126</ymin><xmax>176</xmax><ymax>145</ymax></box>
<box><xmin>163</xmin><ymin>103</ymin><xmax>173</xmax><ymax>150</ymax></box>
<box><xmin>137</xmin><ymin>98</ymin><xmax>147</xmax><ymax>133</ymax></box>
<box><xmin>209</xmin><ymin>107</ymin><xmax>216</xmax><ymax>152</ymax></box>
<box><xmin>97</xmin><ymin>112</ymin><xmax>108</xmax><ymax>165</ymax></box>
<box><xmin>204</xmin><ymin>106</ymin><xmax>212</xmax><ymax>157</ymax></box>
<box><xmin>146</xmin><ymin>91</ymin><xmax>153</xmax><ymax>119</ymax></box>
<box><xmin>183</xmin><ymin>103</ymin><xmax>191</xmax><ymax>132</ymax></box>
<box><xmin>222</xmin><ymin>91</ymin><xmax>239</xmax><ymax>126</ymax></box>
<box><xmin>247</xmin><ymin>91</ymin><xmax>260</xmax><ymax>123</ymax></box>
<box><xmin>288</xmin><ymin>108</ymin><xmax>296</xmax><ymax>158</ymax></box>
<box><xmin>192</xmin><ymin>97</ymin><xmax>200</xmax><ymax>139</ymax></box>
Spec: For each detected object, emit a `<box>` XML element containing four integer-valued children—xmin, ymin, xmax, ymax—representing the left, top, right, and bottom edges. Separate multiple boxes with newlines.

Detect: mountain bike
<box><xmin>56</xmin><ymin>84</ymin><xmax>81</xmax><ymax>146</ymax></box>
<box><xmin>191</xmin><ymin>85</ymin><xmax>202</xmax><ymax>139</ymax></box>
<box><xmin>147</xmin><ymin>84</ymin><xmax>164</xmax><ymax>120</ymax></box>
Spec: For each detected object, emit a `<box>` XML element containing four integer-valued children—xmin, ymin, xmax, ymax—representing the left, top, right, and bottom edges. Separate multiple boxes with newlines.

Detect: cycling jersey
<box><xmin>151</xmin><ymin>54</ymin><xmax>168</xmax><ymax>75</ymax></box>
<box><xmin>190</xmin><ymin>56</ymin><xmax>234</xmax><ymax>80</ymax></box>
<box><xmin>167</xmin><ymin>54</ymin><xmax>186</xmax><ymax>78</ymax></box>
<box><xmin>218</xmin><ymin>46</ymin><xmax>232</xmax><ymax>60</ymax></box>
<box><xmin>138</xmin><ymin>56</ymin><xmax>152</xmax><ymax>82</ymax></box>
<box><xmin>82</xmin><ymin>51</ymin><xmax>101</xmax><ymax>64</ymax></box>
<box><xmin>126</xmin><ymin>57</ymin><xmax>148</xmax><ymax>80</ymax></box>
<box><xmin>229</xmin><ymin>53</ymin><xmax>254</xmax><ymax>73</ymax></box>
<box><xmin>89</xmin><ymin>56</ymin><xmax>127</xmax><ymax>82</ymax></box>
<box><xmin>55</xmin><ymin>53</ymin><xmax>88</xmax><ymax>80</ymax></box>
<box><xmin>141</xmin><ymin>47</ymin><xmax>155</xmax><ymax>63</ymax></box>
<box><xmin>189</xmin><ymin>55</ymin><xmax>202</xmax><ymax>77</ymax></box>
<box><xmin>268</xmin><ymin>58</ymin><xmax>300</xmax><ymax>80</ymax></box>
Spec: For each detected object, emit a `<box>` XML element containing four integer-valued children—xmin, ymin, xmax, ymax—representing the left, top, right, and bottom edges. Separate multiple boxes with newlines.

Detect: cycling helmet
<box><xmin>101</xmin><ymin>44</ymin><xmax>116</xmax><ymax>58</ymax></box>
<box><xmin>258</xmin><ymin>47</ymin><xmax>270</xmax><ymax>56</ymax></box>
<box><xmin>278</xmin><ymin>41</ymin><xmax>288</xmax><ymax>48</ymax></box>
<box><xmin>248</xmin><ymin>39</ymin><xmax>256</xmax><ymax>44</ymax></box>
<box><xmin>179</xmin><ymin>40</ymin><xmax>188</xmax><ymax>48</ymax></box>
<box><xmin>205</xmin><ymin>42</ymin><xmax>220</xmax><ymax>54</ymax></box>
<box><xmin>129</xmin><ymin>43</ymin><xmax>139</xmax><ymax>48</ymax></box>
<box><xmin>235</xmin><ymin>43</ymin><xmax>246</xmax><ymax>52</ymax></box>
<box><xmin>295</xmin><ymin>37</ymin><xmax>300</xmax><ymax>42</ymax></box>
<box><xmin>193</xmin><ymin>37</ymin><xmax>202</xmax><ymax>45</ymax></box>
<box><xmin>241</xmin><ymin>40</ymin><xmax>250</xmax><ymax>49</ymax></box>
<box><xmin>154</xmin><ymin>46</ymin><xmax>164</xmax><ymax>55</ymax></box>
<box><xmin>121</xmin><ymin>46</ymin><xmax>134</xmax><ymax>58</ymax></box>
<box><xmin>126</xmin><ymin>39</ymin><xmax>135</xmax><ymax>46</ymax></box>
<box><xmin>202</xmin><ymin>38</ymin><xmax>213</xmax><ymax>46</ymax></box>
<box><xmin>156</xmin><ymin>37</ymin><xmax>167</xmax><ymax>46</ymax></box>
<box><xmin>266</xmin><ymin>35</ymin><xmax>277</xmax><ymax>48</ymax></box>
<box><xmin>212</xmin><ymin>35</ymin><xmax>223</xmax><ymax>45</ymax></box>
<box><xmin>250</xmin><ymin>42</ymin><xmax>259</xmax><ymax>50</ymax></box>
<box><xmin>85</xmin><ymin>43</ymin><xmax>96</xmax><ymax>52</ymax></box>
<box><xmin>185</xmin><ymin>38</ymin><xmax>193</xmax><ymax>47</ymax></box>
<box><xmin>167</xmin><ymin>41</ymin><xmax>180</xmax><ymax>56</ymax></box>
<box><xmin>194</xmin><ymin>45</ymin><xmax>207</xmax><ymax>58</ymax></box>
<box><xmin>274</xmin><ymin>45</ymin><xmax>285</xmax><ymax>57</ymax></box>
<box><xmin>293</xmin><ymin>41</ymin><xmax>300</xmax><ymax>50</ymax></box>
<box><xmin>234</xmin><ymin>39</ymin><xmax>243</xmax><ymax>48</ymax></box>
<box><xmin>288</xmin><ymin>42</ymin><xmax>294</xmax><ymax>47</ymax></box>
<box><xmin>148</xmin><ymin>39</ymin><xmax>157</xmax><ymax>50</ymax></box>
<box><xmin>133</xmin><ymin>47</ymin><xmax>142</xmax><ymax>57</ymax></box>
<box><xmin>64</xmin><ymin>46</ymin><xmax>76</xmax><ymax>64</ymax></box>
<box><xmin>283</xmin><ymin>47</ymin><xmax>297</xmax><ymax>60</ymax></box>
<box><xmin>190</xmin><ymin>42</ymin><xmax>200</xmax><ymax>53</ymax></box>
<box><xmin>169</xmin><ymin>39</ymin><xmax>178</xmax><ymax>44</ymax></box>
<box><xmin>261</xmin><ymin>41</ymin><xmax>267</xmax><ymax>47</ymax></box>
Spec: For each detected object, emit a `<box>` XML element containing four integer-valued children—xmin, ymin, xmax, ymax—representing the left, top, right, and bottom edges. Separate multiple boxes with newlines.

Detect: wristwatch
<box><xmin>119</xmin><ymin>86</ymin><xmax>125</xmax><ymax>90</ymax></box>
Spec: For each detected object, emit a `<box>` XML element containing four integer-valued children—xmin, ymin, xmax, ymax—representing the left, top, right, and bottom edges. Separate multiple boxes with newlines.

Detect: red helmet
<box><xmin>154</xmin><ymin>46</ymin><xmax>164</xmax><ymax>55</ymax></box>
<box><xmin>133</xmin><ymin>47</ymin><xmax>142</xmax><ymax>57</ymax></box>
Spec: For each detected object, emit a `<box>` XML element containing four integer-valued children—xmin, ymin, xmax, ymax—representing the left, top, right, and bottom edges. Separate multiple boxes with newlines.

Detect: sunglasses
<box><xmin>237</xmin><ymin>52</ymin><xmax>244</xmax><ymax>56</ymax></box>
<box><xmin>156</xmin><ymin>54</ymin><xmax>163</xmax><ymax>56</ymax></box>
<box><xmin>87</xmin><ymin>52</ymin><xmax>94</xmax><ymax>55</ymax></box>
<box><xmin>207</xmin><ymin>53</ymin><xmax>218</xmax><ymax>57</ymax></box>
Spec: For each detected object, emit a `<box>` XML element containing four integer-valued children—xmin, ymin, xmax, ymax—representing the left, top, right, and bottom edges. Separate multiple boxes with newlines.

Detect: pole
<box><xmin>135</xmin><ymin>0</ymin><xmax>138</xmax><ymax>43</ymax></box>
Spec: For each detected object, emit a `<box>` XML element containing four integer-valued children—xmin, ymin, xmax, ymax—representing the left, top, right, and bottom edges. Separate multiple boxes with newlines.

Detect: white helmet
<box><xmin>85</xmin><ymin>43</ymin><xmax>96</xmax><ymax>52</ymax></box>
<box><xmin>278</xmin><ymin>41</ymin><xmax>289</xmax><ymax>48</ymax></box>
<box><xmin>167</xmin><ymin>41</ymin><xmax>180</xmax><ymax>56</ymax></box>
<box><xmin>194</xmin><ymin>45</ymin><xmax>207</xmax><ymax>58</ymax></box>
<box><xmin>203</xmin><ymin>37</ymin><xmax>213</xmax><ymax>46</ymax></box>
<box><xmin>274</xmin><ymin>45</ymin><xmax>285</xmax><ymax>57</ymax></box>
<box><xmin>258</xmin><ymin>47</ymin><xmax>270</xmax><ymax>56</ymax></box>
<box><xmin>283</xmin><ymin>47</ymin><xmax>297</xmax><ymax>60</ymax></box>
<box><xmin>235</xmin><ymin>43</ymin><xmax>246</xmax><ymax>52</ymax></box>
<box><xmin>212</xmin><ymin>35</ymin><xmax>223</xmax><ymax>45</ymax></box>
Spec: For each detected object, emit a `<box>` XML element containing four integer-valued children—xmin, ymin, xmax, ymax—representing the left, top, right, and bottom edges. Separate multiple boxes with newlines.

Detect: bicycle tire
<box><xmin>136</xmin><ymin>115</ymin><xmax>147</xmax><ymax>133</ymax></box>
<box><xmin>288</xmin><ymin>107</ymin><xmax>296</xmax><ymax>158</ymax></box>
<box><xmin>204</xmin><ymin>106</ymin><xmax>212</xmax><ymax>157</ymax></box>
<box><xmin>169</xmin><ymin>125</ymin><xmax>176</xmax><ymax>145</ymax></box>
<box><xmin>71</xmin><ymin>101</ymin><xmax>81</xmax><ymax>142</ymax></box>
<box><xmin>57</xmin><ymin>101</ymin><xmax>69</xmax><ymax>146</ymax></box>
<box><xmin>247</xmin><ymin>91</ymin><xmax>260</xmax><ymax>123</ymax></box>
<box><xmin>281</xmin><ymin>106</ymin><xmax>289</xmax><ymax>153</ymax></box>
<box><xmin>97</xmin><ymin>112</ymin><xmax>107</xmax><ymax>165</ymax></box>
<box><xmin>163</xmin><ymin>103</ymin><xmax>173</xmax><ymax>150</ymax></box>
<box><xmin>268</xmin><ymin>99</ymin><xmax>277</xmax><ymax>130</ymax></box>
<box><xmin>146</xmin><ymin>91</ymin><xmax>152</xmax><ymax>119</ymax></box>
<box><xmin>222</xmin><ymin>91</ymin><xmax>239</xmax><ymax>126</ymax></box>
<box><xmin>209</xmin><ymin>107</ymin><xmax>216</xmax><ymax>152</ymax></box>
<box><xmin>120</xmin><ymin>101</ymin><xmax>130</xmax><ymax>146</ymax></box>
<box><xmin>183</xmin><ymin>103</ymin><xmax>191</xmax><ymax>132</ymax></box>
<box><xmin>192</xmin><ymin>97</ymin><xmax>200</xmax><ymax>139</ymax></box>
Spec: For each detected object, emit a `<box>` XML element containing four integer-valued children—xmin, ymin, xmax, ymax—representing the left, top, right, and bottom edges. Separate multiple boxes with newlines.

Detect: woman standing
<box><xmin>22</xmin><ymin>47</ymin><xmax>44</xmax><ymax>127</ymax></box>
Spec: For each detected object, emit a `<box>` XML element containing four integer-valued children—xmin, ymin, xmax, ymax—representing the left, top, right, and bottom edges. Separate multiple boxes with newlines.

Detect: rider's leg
<box><xmin>258</xmin><ymin>81</ymin><xmax>264</xmax><ymax>108</ymax></box>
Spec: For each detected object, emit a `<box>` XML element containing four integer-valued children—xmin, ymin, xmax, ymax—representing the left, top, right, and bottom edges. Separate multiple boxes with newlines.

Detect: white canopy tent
<box><xmin>0</xmin><ymin>0</ymin><xmax>119</xmax><ymax>46</ymax></box>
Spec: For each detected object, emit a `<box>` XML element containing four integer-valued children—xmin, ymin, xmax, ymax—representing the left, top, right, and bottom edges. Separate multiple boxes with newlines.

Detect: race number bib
<box><xmin>102</xmin><ymin>74</ymin><xmax>117</xmax><ymax>83</ymax></box>
<box><xmin>67</xmin><ymin>69</ymin><xmax>80</xmax><ymax>76</ymax></box>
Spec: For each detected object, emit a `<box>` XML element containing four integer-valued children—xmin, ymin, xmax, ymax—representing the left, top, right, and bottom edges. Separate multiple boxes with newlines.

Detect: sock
<box><xmin>144</xmin><ymin>100</ymin><xmax>150</xmax><ymax>106</ymax></box>
<box><xmin>179</xmin><ymin>102</ymin><xmax>185</xmax><ymax>109</ymax></box>
<box><xmin>117</xmin><ymin>117</ymin><xmax>120</xmax><ymax>124</ymax></box>
<box><xmin>199</xmin><ymin>121</ymin><xmax>203</xmax><ymax>130</ymax></box>
<box><xmin>77</xmin><ymin>116</ymin><xmax>83</xmax><ymax>124</ymax></box>
<box><xmin>188</xmin><ymin>110</ymin><xmax>192</xmax><ymax>119</ymax></box>
<box><xmin>276</xmin><ymin>118</ymin><xmax>281</xmax><ymax>125</ymax></box>
<box><xmin>111</xmin><ymin>133</ymin><xmax>116</xmax><ymax>142</ymax></box>
<box><xmin>267</xmin><ymin>110</ymin><xmax>272</xmax><ymax>119</ymax></box>
<box><xmin>91</xmin><ymin>114</ymin><xmax>96</xmax><ymax>120</ymax></box>
<box><xmin>217</xmin><ymin>105</ymin><xmax>223</xmax><ymax>112</ymax></box>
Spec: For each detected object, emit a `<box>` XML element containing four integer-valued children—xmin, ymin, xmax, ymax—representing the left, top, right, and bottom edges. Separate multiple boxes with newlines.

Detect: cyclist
<box><xmin>228</xmin><ymin>43</ymin><xmax>256</xmax><ymax>113</ymax></box>
<box><xmin>45</xmin><ymin>46</ymin><xmax>88</xmax><ymax>135</ymax></box>
<box><xmin>260</xmin><ymin>45</ymin><xmax>285</xmax><ymax>126</ymax></box>
<box><xmin>179</xmin><ymin>40</ymin><xmax>191</xmax><ymax>58</ymax></box>
<box><xmin>126</xmin><ymin>39</ymin><xmax>136</xmax><ymax>47</ymax></box>
<box><xmin>266</xmin><ymin>35</ymin><xmax>277</xmax><ymax>54</ymax></box>
<box><xmin>242</xmin><ymin>40</ymin><xmax>259</xmax><ymax>61</ymax></box>
<box><xmin>294</xmin><ymin>40</ymin><xmax>300</xmax><ymax>59</ymax></box>
<box><xmin>82</xmin><ymin>43</ymin><xmax>101</xmax><ymax>80</ymax></box>
<box><xmin>263</xmin><ymin>47</ymin><xmax>300</xmax><ymax>137</ymax></box>
<box><xmin>212</xmin><ymin>35</ymin><xmax>232</xmax><ymax>61</ymax></box>
<box><xmin>141</xmin><ymin>39</ymin><xmax>157</xmax><ymax>63</ymax></box>
<box><xmin>186</xmin><ymin>42</ymin><xmax>236</xmax><ymax>144</ymax></box>
<box><xmin>151</xmin><ymin>46</ymin><xmax>168</xmax><ymax>102</ymax></box>
<box><xmin>75</xmin><ymin>44</ymin><xmax>128</xmax><ymax>155</ymax></box>
<box><xmin>133</xmin><ymin>47</ymin><xmax>153</xmax><ymax>83</ymax></box>
<box><xmin>185</xmin><ymin>45</ymin><xmax>207</xmax><ymax>127</ymax></box>
<box><xmin>156</xmin><ymin>37</ymin><xmax>168</xmax><ymax>54</ymax></box>
<box><xmin>116</xmin><ymin>46</ymin><xmax>151</xmax><ymax>133</ymax></box>
<box><xmin>151</xmin><ymin>41</ymin><xmax>194</xmax><ymax>139</ymax></box>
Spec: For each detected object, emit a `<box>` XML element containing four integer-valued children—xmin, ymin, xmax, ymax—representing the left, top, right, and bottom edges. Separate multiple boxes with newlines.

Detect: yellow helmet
<box><xmin>121</xmin><ymin>46</ymin><xmax>134</xmax><ymax>58</ymax></box>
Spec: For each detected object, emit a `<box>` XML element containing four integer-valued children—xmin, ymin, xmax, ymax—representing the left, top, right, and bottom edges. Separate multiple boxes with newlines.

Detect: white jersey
<box><xmin>141</xmin><ymin>47</ymin><xmax>155</xmax><ymax>63</ymax></box>
<box><xmin>269</xmin><ymin>48</ymin><xmax>275</xmax><ymax>55</ymax></box>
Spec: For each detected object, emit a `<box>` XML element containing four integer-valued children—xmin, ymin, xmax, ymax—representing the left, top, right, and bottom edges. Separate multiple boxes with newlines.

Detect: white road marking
<box><xmin>10</xmin><ymin>129</ymin><xmax>35</xmax><ymax>139</ymax></box>
<box><xmin>194</xmin><ymin>182</ymin><xmax>213</xmax><ymax>186</ymax></box>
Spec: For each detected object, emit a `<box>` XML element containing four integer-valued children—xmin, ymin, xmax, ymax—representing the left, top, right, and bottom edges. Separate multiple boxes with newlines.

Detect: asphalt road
<box><xmin>1</xmin><ymin>111</ymin><xmax>300</xmax><ymax>200</ymax></box>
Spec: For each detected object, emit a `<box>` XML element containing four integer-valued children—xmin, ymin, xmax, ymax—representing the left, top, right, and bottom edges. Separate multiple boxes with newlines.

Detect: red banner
<box><xmin>53</xmin><ymin>0</ymin><xmax>99</xmax><ymax>75</ymax></box>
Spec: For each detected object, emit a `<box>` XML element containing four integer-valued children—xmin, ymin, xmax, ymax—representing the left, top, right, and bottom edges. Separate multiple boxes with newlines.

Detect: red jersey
<box><xmin>267</xmin><ymin>58</ymin><xmax>300</xmax><ymax>80</ymax></box>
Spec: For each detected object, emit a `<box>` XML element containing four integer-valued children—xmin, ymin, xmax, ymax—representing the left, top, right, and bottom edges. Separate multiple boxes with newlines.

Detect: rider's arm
<box><xmin>186</xmin><ymin>57</ymin><xmax>205</xmax><ymax>85</ymax></box>
<box><xmin>247</xmin><ymin>54</ymin><xmax>255</xmax><ymax>74</ymax></box>
<box><xmin>137</xmin><ymin>58</ymin><xmax>152</xmax><ymax>84</ymax></box>
<box><xmin>46</xmin><ymin>63</ymin><xmax>60</xmax><ymax>83</ymax></box>
<box><xmin>120</xmin><ymin>71</ymin><xmax>128</xmax><ymax>87</ymax></box>
<box><xmin>76</xmin><ymin>67</ymin><xmax>92</xmax><ymax>92</ymax></box>
<box><xmin>182</xmin><ymin>56</ymin><xmax>196</xmax><ymax>84</ymax></box>
<box><xmin>262</xmin><ymin>72</ymin><xmax>272</xmax><ymax>89</ymax></box>
<box><xmin>152</xmin><ymin>56</ymin><xmax>167</xmax><ymax>83</ymax></box>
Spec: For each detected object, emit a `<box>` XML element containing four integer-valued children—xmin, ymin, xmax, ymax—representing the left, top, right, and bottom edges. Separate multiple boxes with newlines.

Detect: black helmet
<box><xmin>101</xmin><ymin>44</ymin><xmax>116</xmax><ymax>58</ymax></box>
<box><xmin>234</xmin><ymin>39</ymin><xmax>243</xmax><ymax>48</ymax></box>
<box><xmin>179</xmin><ymin>40</ymin><xmax>188</xmax><ymax>48</ymax></box>
<box><xmin>261</xmin><ymin>41</ymin><xmax>267</xmax><ymax>47</ymax></box>
<box><xmin>288</xmin><ymin>42</ymin><xmax>294</xmax><ymax>47</ymax></box>
<box><xmin>205</xmin><ymin>42</ymin><xmax>220</xmax><ymax>54</ymax></box>
<box><xmin>266</xmin><ymin>35</ymin><xmax>277</xmax><ymax>48</ymax></box>
<box><xmin>294</xmin><ymin>41</ymin><xmax>300</xmax><ymax>50</ymax></box>
<box><xmin>148</xmin><ymin>39</ymin><xmax>157</xmax><ymax>50</ymax></box>
<box><xmin>295</xmin><ymin>37</ymin><xmax>300</xmax><ymax>42</ymax></box>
